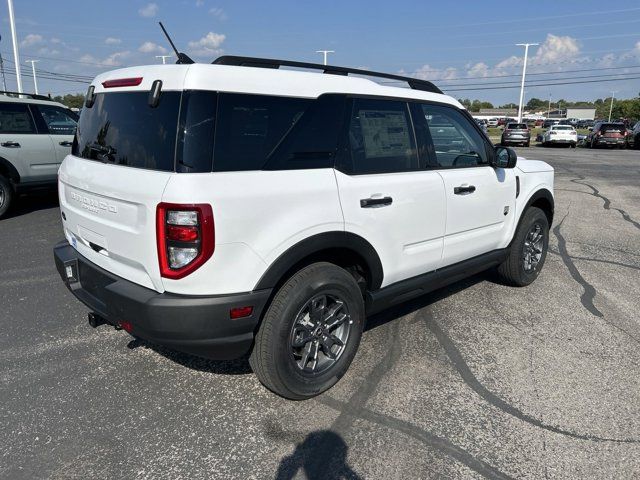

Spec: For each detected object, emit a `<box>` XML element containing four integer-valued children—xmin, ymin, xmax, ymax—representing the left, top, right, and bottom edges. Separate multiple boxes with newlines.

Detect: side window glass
<box><xmin>421</xmin><ymin>104</ymin><xmax>488</xmax><ymax>168</ymax></box>
<box><xmin>36</xmin><ymin>105</ymin><xmax>78</xmax><ymax>135</ymax></box>
<box><xmin>338</xmin><ymin>98</ymin><xmax>419</xmax><ymax>174</ymax></box>
<box><xmin>266</xmin><ymin>95</ymin><xmax>345</xmax><ymax>170</ymax></box>
<box><xmin>213</xmin><ymin>93</ymin><xmax>311</xmax><ymax>171</ymax></box>
<box><xmin>0</xmin><ymin>103</ymin><xmax>36</xmax><ymax>134</ymax></box>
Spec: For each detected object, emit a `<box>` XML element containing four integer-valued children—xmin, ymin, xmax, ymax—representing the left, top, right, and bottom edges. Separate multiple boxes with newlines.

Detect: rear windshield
<box><xmin>507</xmin><ymin>123</ymin><xmax>527</xmax><ymax>129</ymax></box>
<box><xmin>553</xmin><ymin>125</ymin><xmax>573</xmax><ymax>130</ymax></box>
<box><xmin>74</xmin><ymin>91</ymin><xmax>181</xmax><ymax>171</ymax></box>
<box><xmin>599</xmin><ymin>124</ymin><xmax>625</xmax><ymax>132</ymax></box>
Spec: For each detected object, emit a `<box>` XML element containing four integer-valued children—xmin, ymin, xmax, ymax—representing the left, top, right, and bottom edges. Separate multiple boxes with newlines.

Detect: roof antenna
<box><xmin>158</xmin><ymin>22</ymin><xmax>194</xmax><ymax>64</ymax></box>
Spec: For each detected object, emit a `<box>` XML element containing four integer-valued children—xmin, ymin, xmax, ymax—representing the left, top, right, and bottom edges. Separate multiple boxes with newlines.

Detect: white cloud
<box><xmin>80</xmin><ymin>51</ymin><xmax>131</xmax><ymax>67</ymax></box>
<box><xmin>406</xmin><ymin>64</ymin><xmax>458</xmax><ymax>81</ymax></box>
<box><xmin>188</xmin><ymin>32</ymin><xmax>226</xmax><ymax>56</ymax></box>
<box><xmin>531</xmin><ymin>34</ymin><xmax>581</xmax><ymax>65</ymax></box>
<box><xmin>138</xmin><ymin>41</ymin><xmax>167</xmax><ymax>54</ymax></box>
<box><xmin>195</xmin><ymin>0</ymin><xmax>204</xmax><ymax>5</ymax></box>
<box><xmin>139</xmin><ymin>2</ymin><xmax>158</xmax><ymax>17</ymax></box>
<box><xmin>50</xmin><ymin>37</ymin><xmax>62</xmax><ymax>44</ymax></box>
<box><xmin>209</xmin><ymin>7</ymin><xmax>227</xmax><ymax>20</ymax></box>
<box><xmin>20</xmin><ymin>34</ymin><xmax>43</xmax><ymax>48</ymax></box>
<box><xmin>466</xmin><ymin>62</ymin><xmax>490</xmax><ymax>78</ymax></box>
<box><xmin>105</xmin><ymin>37</ymin><xmax>122</xmax><ymax>45</ymax></box>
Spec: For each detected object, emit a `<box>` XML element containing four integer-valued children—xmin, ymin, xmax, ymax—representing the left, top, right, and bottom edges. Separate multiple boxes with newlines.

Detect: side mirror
<box><xmin>493</xmin><ymin>146</ymin><xmax>517</xmax><ymax>169</ymax></box>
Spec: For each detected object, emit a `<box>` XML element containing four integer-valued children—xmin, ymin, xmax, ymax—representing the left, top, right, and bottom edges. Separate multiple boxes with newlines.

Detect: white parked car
<box><xmin>487</xmin><ymin>118</ymin><xmax>499</xmax><ymax>127</ymax></box>
<box><xmin>54</xmin><ymin>56</ymin><xmax>555</xmax><ymax>399</ymax></box>
<box><xmin>542</xmin><ymin>124</ymin><xmax>578</xmax><ymax>148</ymax></box>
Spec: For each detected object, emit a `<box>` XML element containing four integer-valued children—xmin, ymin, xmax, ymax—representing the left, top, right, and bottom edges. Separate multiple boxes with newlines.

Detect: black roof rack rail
<box><xmin>0</xmin><ymin>90</ymin><xmax>54</xmax><ymax>101</ymax></box>
<box><xmin>212</xmin><ymin>55</ymin><xmax>443</xmax><ymax>94</ymax></box>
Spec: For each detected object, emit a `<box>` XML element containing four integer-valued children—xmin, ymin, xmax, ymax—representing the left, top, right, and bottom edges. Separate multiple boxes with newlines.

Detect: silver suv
<box><xmin>0</xmin><ymin>91</ymin><xmax>78</xmax><ymax>217</ymax></box>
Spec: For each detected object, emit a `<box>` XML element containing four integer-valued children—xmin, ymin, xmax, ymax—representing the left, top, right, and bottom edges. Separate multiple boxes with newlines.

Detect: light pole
<box><xmin>7</xmin><ymin>0</ymin><xmax>22</xmax><ymax>93</ymax></box>
<box><xmin>608</xmin><ymin>91</ymin><xmax>617</xmax><ymax>122</ymax></box>
<box><xmin>516</xmin><ymin>43</ymin><xmax>538</xmax><ymax>123</ymax></box>
<box><xmin>25</xmin><ymin>59</ymin><xmax>39</xmax><ymax>94</ymax></box>
<box><xmin>155</xmin><ymin>55</ymin><xmax>172</xmax><ymax>64</ymax></box>
<box><xmin>315</xmin><ymin>50</ymin><xmax>334</xmax><ymax>66</ymax></box>
<box><xmin>547</xmin><ymin>93</ymin><xmax>551</xmax><ymax>119</ymax></box>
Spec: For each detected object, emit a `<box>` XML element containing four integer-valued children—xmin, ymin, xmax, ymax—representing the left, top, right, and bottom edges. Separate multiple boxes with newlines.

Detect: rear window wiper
<box><xmin>88</xmin><ymin>142</ymin><xmax>117</xmax><ymax>162</ymax></box>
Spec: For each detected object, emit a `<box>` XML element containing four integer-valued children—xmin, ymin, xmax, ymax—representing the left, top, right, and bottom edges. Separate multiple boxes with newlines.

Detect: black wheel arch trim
<box><xmin>0</xmin><ymin>156</ymin><xmax>20</xmax><ymax>184</ymax></box>
<box><xmin>524</xmin><ymin>188</ymin><xmax>554</xmax><ymax>223</ymax></box>
<box><xmin>254</xmin><ymin>231</ymin><xmax>384</xmax><ymax>291</ymax></box>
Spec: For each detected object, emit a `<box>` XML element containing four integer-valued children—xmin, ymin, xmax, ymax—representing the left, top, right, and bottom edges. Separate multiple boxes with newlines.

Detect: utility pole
<box><xmin>7</xmin><ymin>0</ymin><xmax>22</xmax><ymax>93</ymax></box>
<box><xmin>608</xmin><ymin>91</ymin><xmax>617</xmax><ymax>122</ymax></box>
<box><xmin>315</xmin><ymin>50</ymin><xmax>334</xmax><ymax>66</ymax></box>
<box><xmin>155</xmin><ymin>55</ymin><xmax>172</xmax><ymax>64</ymax></box>
<box><xmin>25</xmin><ymin>59</ymin><xmax>39</xmax><ymax>94</ymax></box>
<box><xmin>0</xmin><ymin>52</ymin><xmax>7</xmax><ymax>91</ymax></box>
<box><xmin>547</xmin><ymin>93</ymin><xmax>551</xmax><ymax>119</ymax></box>
<box><xmin>516</xmin><ymin>43</ymin><xmax>538</xmax><ymax>123</ymax></box>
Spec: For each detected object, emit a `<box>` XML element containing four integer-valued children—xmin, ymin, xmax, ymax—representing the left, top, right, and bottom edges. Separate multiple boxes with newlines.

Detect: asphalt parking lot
<box><xmin>1</xmin><ymin>146</ymin><xmax>639</xmax><ymax>479</ymax></box>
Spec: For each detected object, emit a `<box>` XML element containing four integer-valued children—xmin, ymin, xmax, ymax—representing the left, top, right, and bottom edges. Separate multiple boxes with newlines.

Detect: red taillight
<box><xmin>156</xmin><ymin>203</ymin><xmax>214</xmax><ymax>280</ymax></box>
<box><xmin>102</xmin><ymin>77</ymin><xmax>143</xmax><ymax>88</ymax></box>
<box><xmin>120</xmin><ymin>321</ymin><xmax>134</xmax><ymax>333</ymax></box>
<box><xmin>230</xmin><ymin>306</ymin><xmax>254</xmax><ymax>319</ymax></box>
<box><xmin>166</xmin><ymin>224</ymin><xmax>199</xmax><ymax>242</ymax></box>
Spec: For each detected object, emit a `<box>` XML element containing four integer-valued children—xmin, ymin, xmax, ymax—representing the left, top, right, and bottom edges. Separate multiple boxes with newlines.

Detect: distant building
<box><xmin>565</xmin><ymin>107</ymin><xmax>596</xmax><ymax>120</ymax></box>
<box><xmin>478</xmin><ymin>108</ymin><xmax>518</xmax><ymax>117</ymax></box>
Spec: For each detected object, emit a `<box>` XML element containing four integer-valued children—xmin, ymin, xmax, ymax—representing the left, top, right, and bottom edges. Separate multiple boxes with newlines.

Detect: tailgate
<box><xmin>59</xmin><ymin>156</ymin><xmax>172</xmax><ymax>291</ymax></box>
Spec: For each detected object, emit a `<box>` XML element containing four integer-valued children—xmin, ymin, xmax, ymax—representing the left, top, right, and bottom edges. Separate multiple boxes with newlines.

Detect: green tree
<box><xmin>51</xmin><ymin>93</ymin><xmax>85</xmax><ymax>109</ymax></box>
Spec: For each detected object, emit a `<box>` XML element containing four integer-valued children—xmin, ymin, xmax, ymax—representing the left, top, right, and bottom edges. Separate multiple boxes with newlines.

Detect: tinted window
<box><xmin>213</xmin><ymin>93</ymin><xmax>311</xmax><ymax>171</ymax></box>
<box><xmin>337</xmin><ymin>98</ymin><xmax>418</xmax><ymax>174</ymax></box>
<box><xmin>507</xmin><ymin>123</ymin><xmax>527</xmax><ymax>129</ymax></box>
<box><xmin>598</xmin><ymin>123</ymin><xmax>625</xmax><ymax>133</ymax></box>
<box><xmin>265</xmin><ymin>95</ymin><xmax>345</xmax><ymax>170</ymax></box>
<box><xmin>421</xmin><ymin>104</ymin><xmax>488</xmax><ymax>168</ymax></box>
<box><xmin>176</xmin><ymin>90</ymin><xmax>217</xmax><ymax>173</ymax></box>
<box><xmin>0</xmin><ymin>103</ymin><xmax>36</xmax><ymax>134</ymax></box>
<box><xmin>74</xmin><ymin>91</ymin><xmax>180</xmax><ymax>171</ymax></box>
<box><xmin>37</xmin><ymin>104</ymin><xmax>78</xmax><ymax>135</ymax></box>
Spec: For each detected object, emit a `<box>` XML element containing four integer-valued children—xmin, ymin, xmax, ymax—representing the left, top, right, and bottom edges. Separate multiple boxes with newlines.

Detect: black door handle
<box><xmin>454</xmin><ymin>185</ymin><xmax>476</xmax><ymax>195</ymax></box>
<box><xmin>1</xmin><ymin>141</ymin><xmax>20</xmax><ymax>148</ymax></box>
<box><xmin>360</xmin><ymin>196</ymin><xmax>393</xmax><ymax>208</ymax></box>
<box><xmin>59</xmin><ymin>141</ymin><xmax>73</xmax><ymax>147</ymax></box>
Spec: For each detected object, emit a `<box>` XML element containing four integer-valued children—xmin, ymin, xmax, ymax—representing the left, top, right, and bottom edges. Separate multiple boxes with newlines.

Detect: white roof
<box><xmin>91</xmin><ymin>63</ymin><xmax>463</xmax><ymax>108</ymax></box>
<box><xmin>0</xmin><ymin>94</ymin><xmax>68</xmax><ymax>109</ymax></box>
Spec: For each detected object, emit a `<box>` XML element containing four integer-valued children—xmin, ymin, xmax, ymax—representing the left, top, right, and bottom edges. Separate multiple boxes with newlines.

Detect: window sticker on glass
<box><xmin>359</xmin><ymin>110</ymin><xmax>411</xmax><ymax>158</ymax></box>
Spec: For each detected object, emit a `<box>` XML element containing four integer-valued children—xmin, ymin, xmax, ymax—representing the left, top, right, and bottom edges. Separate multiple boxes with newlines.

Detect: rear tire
<box><xmin>250</xmin><ymin>262</ymin><xmax>365</xmax><ymax>400</ymax></box>
<box><xmin>497</xmin><ymin>207</ymin><xmax>549</xmax><ymax>287</ymax></box>
<box><xmin>525</xmin><ymin>141</ymin><xmax>530</xmax><ymax>147</ymax></box>
<box><xmin>0</xmin><ymin>175</ymin><xmax>14</xmax><ymax>218</ymax></box>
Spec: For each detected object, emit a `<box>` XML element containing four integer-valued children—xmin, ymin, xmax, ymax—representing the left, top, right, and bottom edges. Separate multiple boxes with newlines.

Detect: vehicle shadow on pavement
<box><xmin>364</xmin><ymin>271</ymin><xmax>490</xmax><ymax>333</ymax></box>
<box><xmin>2</xmin><ymin>190</ymin><xmax>59</xmax><ymax>220</ymax></box>
<box><xmin>126</xmin><ymin>338</ymin><xmax>252</xmax><ymax>375</ymax></box>
<box><xmin>274</xmin><ymin>430</ymin><xmax>362</xmax><ymax>480</ymax></box>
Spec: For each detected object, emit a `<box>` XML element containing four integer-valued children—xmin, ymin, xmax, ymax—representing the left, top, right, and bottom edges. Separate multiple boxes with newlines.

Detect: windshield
<box><xmin>74</xmin><ymin>91</ymin><xmax>181</xmax><ymax>171</ymax></box>
<box><xmin>553</xmin><ymin>126</ymin><xmax>573</xmax><ymax>130</ymax></box>
<box><xmin>507</xmin><ymin>123</ymin><xmax>527</xmax><ymax>129</ymax></box>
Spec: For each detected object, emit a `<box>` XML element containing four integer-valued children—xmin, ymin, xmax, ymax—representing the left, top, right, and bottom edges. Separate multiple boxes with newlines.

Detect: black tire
<box><xmin>634</xmin><ymin>135</ymin><xmax>640</xmax><ymax>150</ymax></box>
<box><xmin>525</xmin><ymin>141</ymin><xmax>530</xmax><ymax>147</ymax></box>
<box><xmin>0</xmin><ymin>175</ymin><xmax>14</xmax><ymax>218</ymax></box>
<box><xmin>497</xmin><ymin>207</ymin><xmax>549</xmax><ymax>287</ymax></box>
<box><xmin>250</xmin><ymin>262</ymin><xmax>365</xmax><ymax>400</ymax></box>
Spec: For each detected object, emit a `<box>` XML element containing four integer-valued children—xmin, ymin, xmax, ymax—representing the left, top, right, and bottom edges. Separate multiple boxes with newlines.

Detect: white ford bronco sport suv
<box><xmin>0</xmin><ymin>91</ymin><xmax>78</xmax><ymax>217</ymax></box>
<box><xmin>54</xmin><ymin>56</ymin><xmax>554</xmax><ymax>399</ymax></box>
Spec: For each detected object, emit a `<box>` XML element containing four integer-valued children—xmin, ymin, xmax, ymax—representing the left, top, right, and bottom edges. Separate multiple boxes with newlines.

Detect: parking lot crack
<box><xmin>424</xmin><ymin>314</ymin><xmax>640</xmax><ymax>444</ymax></box>
<box><xmin>318</xmin><ymin>396</ymin><xmax>515</xmax><ymax>480</ymax></box>
<box><xmin>553</xmin><ymin>210</ymin><xmax>604</xmax><ymax>318</ymax></box>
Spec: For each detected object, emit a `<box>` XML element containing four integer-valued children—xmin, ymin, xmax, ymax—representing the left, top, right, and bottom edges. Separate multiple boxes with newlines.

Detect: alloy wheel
<box><xmin>289</xmin><ymin>293</ymin><xmax>352</xmax><ymax>374</ymax></box>
<box><xmin>523</xmin><ymin>224</ymin><xmax>544</xmax><ymax>272</ymax></box>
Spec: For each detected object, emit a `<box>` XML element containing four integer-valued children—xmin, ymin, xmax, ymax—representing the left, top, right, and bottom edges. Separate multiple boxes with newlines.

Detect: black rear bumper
<box><xmin>53</xmin><ymin>241</ymin><xmax>271</xmax><ymax>360</ymax></box>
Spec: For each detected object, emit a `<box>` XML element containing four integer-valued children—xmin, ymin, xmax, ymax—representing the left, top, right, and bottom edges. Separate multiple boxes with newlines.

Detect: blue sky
<box><xmin>1</xmin><ymin>0</ymin><xmax>639</xmax><ymax>106</ymax></box>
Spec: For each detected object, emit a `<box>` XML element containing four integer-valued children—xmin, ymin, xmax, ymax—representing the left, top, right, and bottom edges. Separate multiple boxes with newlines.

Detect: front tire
<box><xmin>497</xmin><ymin>207</ymin><xmax>549</xmax><ymax>287</ymax></box>
<box><xmin>250</xmin><ymin>262</ymin><xmax>365</xmax><ymax>400</ymax></box>
<box><xmin>0</xmin><ymin>175</ymin><xmax>14</xmax><ymax>218</ymax></box>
